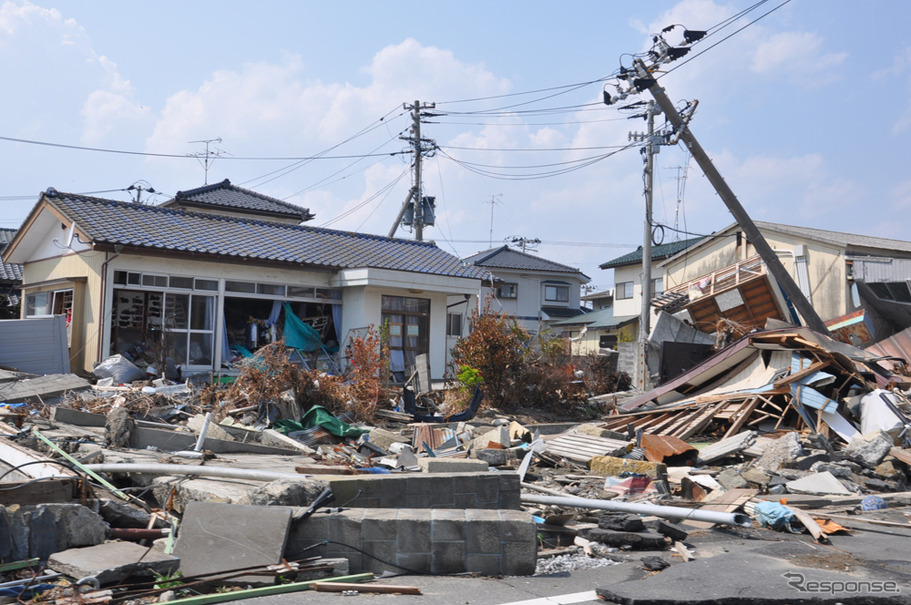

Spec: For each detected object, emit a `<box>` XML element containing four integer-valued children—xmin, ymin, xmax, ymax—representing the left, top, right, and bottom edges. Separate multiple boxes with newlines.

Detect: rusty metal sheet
<box><xmin>640</xmin><ymin>434</ymin><xmax>698</xmax><ymax>464</ymax></box>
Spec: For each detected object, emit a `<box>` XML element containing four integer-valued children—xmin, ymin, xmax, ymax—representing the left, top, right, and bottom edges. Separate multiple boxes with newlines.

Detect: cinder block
<box><xmin>501</xmin><ymin>539</ymin><xmax>537</xmax><ymax>576</ymax></box>
<box><xmin>431</xmin><ymin>512</ymin><xmax>466</xmax><ymax>542</ymax></box>
<box><xmin>432</xmin><ymin>541</ymin><xmax>465</xmax><ymax>574</ymax></box>
<box><xmin>396</xmin><ymin>552</ymin><xmax>431</xmax><ymax>573</ymax></box>
<box><xmin>499</xmin><ymin>512</ymin><xmax>537</xmax><ymax>543</ymax></box>
<box><xmin>396</xmin><ymin>511</ymin><xmax>431</xmax><ymax>553</ymax></box>
<box><xmin>475</xmin><ymin>475</ymin><xmax>501</xmax><ymax>505</ymax></box>
<box><xmin>499</xmin><ymin>487</ymin><xmax>521</xmax><ymax>509</ymax></box>
<box><xmin>466</xmin><ymin>518</ymin><xmax>501</xmax><ymax>555</ymax></box>
<box><xmin>466</xmin><ymin>553</ymin><xmax>502</xmax><ymax>576</ymax></box>
<box><xmin>360</xmin><ymin>540</ymin><xmax>397</xmax><ymax>574</ymax></box>
<box><xmin>428</xmin><ymin>476</ymin><xmax>455</xmax><ymax>506</ymax></box>
<box><xmin>404</xmin><ymin>494</ymin><xmax>430</xmax><ymax>507</ymax></box>
<box><xmin>418</xmin><ymin>458</ymin><xmax>490</xmax><ymax>473</ymax></box>
<box><xmin>453</xmin><ymin>493</ymin><xmax>477</xmax><ymax>509</ymax></box>
<box><xmin>361</xmin><ymin>510</ymin><xmax>398</xmax><ymax>541</ymax></box>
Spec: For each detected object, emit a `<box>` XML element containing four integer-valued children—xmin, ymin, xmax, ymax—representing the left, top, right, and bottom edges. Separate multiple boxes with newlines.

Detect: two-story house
<box><xmin>462</xmin><ymin>245</ymin><xmax>589</xmax><ymax>336</ymax></box>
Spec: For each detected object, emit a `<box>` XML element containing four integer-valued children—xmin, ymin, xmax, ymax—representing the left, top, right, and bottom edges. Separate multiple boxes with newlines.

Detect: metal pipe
<box><xmin>521</xmin><ymin>493</ymin><xmax>752</xmax><ymax>527</ymax></box>
<box><xmin>85</xmin><ymin>463</ymin><xmax>308</xmax><ymax>482</ymax></box>
<box><xmin>194</xmin><ymin>412</ymin><xmax>212</xmax><ymax>452</ymax></box>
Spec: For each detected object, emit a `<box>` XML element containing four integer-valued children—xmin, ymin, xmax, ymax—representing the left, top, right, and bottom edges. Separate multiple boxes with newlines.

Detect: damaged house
<box><xmin>655</xmin><ymin>221</ymin><xmax>911</xmax><ymax>345</ymax></box>
<box><xmin>0</xmin><ymin>228</ymin><xmax>22</xmax><ymax>318</ymax></box>
<box><xmin>3</xmin><ymin>181</ymin><xmax>485</xmax><ymax>379</ymax></box>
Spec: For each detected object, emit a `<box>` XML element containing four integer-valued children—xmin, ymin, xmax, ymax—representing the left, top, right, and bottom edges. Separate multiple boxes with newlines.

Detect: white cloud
<box><xmin>751</xmin><ymin>31</ymin><xmax>846</xmax><ymax>87</ymax></box>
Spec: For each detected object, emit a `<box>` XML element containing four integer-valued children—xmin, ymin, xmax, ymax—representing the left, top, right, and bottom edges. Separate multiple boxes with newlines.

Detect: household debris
<box><xmin>2</xmin><ymin>323</ymin><xmax>911</xmax><ymax>602</ymax></box>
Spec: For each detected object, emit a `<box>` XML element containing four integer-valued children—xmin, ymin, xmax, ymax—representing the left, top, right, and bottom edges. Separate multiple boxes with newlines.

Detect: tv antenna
<box><xmin>486</xmin><ymin>194</ymin><xmax>502</xmax><ymax>247</ymax></box>
<box><xmin>188</xmin><ymin>137</ymin><xmax>223</xmax><ymax>184</ymax></box>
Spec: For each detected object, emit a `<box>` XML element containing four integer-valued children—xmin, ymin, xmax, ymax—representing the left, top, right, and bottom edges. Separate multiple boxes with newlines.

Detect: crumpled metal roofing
<box><xmin>45</xmin><ymin>190</ymin><xmax>487</xmax><ymax>279</ymax></box>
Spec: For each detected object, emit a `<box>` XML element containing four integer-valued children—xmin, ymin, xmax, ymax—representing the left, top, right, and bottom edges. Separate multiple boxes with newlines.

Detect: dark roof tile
<box><xmin>163</xmin><ymin>179</ymin><xmax>315</xmax><ymax>222</ymax></box>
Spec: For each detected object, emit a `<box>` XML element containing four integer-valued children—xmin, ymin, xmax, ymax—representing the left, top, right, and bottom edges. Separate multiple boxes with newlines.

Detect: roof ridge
<box><xmin>173</xmin><ymin>179</ymin><xmax>310</xmax><ymax>216</ymax></box>
<box><xmin>47</xmin><ymin>189</ymin><xmax>440</xmax><ymax>248</ymax></box>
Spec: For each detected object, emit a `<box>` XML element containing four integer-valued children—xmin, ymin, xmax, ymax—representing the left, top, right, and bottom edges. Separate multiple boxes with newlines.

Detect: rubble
<box><xmin>4</xmin><ymin>322</ymin><xmax>911</xmax><ymax>603</ymax></box>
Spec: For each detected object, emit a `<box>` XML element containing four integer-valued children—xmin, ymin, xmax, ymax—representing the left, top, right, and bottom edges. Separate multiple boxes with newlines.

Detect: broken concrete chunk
<box><xmin>579</xmin><ymin>527</ymin><xmax>666</xmax><ymax>549</ymax></box>
<box><xmin>576</xmin><ymin>423</ymin><xmax>629</xmax><ymax>441</ymax></box>
<box><xmin>844</xmin><ymin>431</ymin><xmax>894</xmax><ymax>469</ymax></box>
<box><xmin>105</xmin><ymin>406</ymin><xmax>135</xmax><ymax>448</ymax></box>
<box><xmin>874</xmin><ymin>460</ymin><xmax>902</xmax><ymax>480</ymax></box>
<box><xmin>651</xmin><ymin>520</ymin><xmax>688</xmax><ymax>542</ymax></box>
<box><xmin>98</xmin><ymin>499</ymin><xmax>161</xmax><ymax>529</ymax></box>
<box><xmin>590</xmin><ymin>456</ymin><xmax>666</xmax><ymax>479</ymax></box>
<box><xmin>187</xmin><ymin>414</ymin><xmax>235</xmax><ymax>442</ymax></box>
<box><xmin>715</xmin><ymin>469</ymin><xmax>749</xmax><ymax>490</ymax></box>
<box><xmin>367</xmin><ymin>426</ymin><xmax>409</xmax><ymax>451</ymax></box>
<box><xmin>48</xmin><ymin>541</ymin><xmax>179</xmax><ymax>586</ymax></box>
<box><xmin>752</xmin><ymin>432</ymin><xmax>804</xmax><ymax>472</ymax></box>
<box><xmin>475</xmin><ymin>448</ymin><xmax>511</xmax><ymax>466</ymax></box>
<box><xmin>641</xmin><ymin>555</ymin><xmax>670</xmax><ymax>571</ymax></box>
<box><xmin>242</xmin><ymin>479</ymin><xmax>330</xmax><ymax>507</ymax></box>
<box><xmin>598</xmin><ymin>513</ymin><xmax>645</xmax><ymax>532</ymax></box>
<box><xmin>261</xmin><ymin>428</ymin><xmax>317</xmax><ymax>454</ymax></box>
<box><xmin>739</xmin><ymin>468</ymin><xmax>770</xmax><ymax>487</ymax></box>
<box><xmin>785</xmin><ymin>471</ymin><xmax>853</xmax><ymax>496</ymax></box>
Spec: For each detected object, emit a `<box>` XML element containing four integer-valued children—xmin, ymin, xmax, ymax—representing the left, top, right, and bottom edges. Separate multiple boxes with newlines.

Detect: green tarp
<box><xmin>274</xmin><ymin>405</ymin><xmax>368</xmax><ymax>439</ymax></box>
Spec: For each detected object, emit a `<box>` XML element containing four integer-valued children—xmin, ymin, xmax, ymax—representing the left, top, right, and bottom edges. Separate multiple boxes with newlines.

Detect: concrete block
<box><xmin>499</xmin><ymin>511</ymin><xmax>536</xmax><ymax>543</ymax></box>
<box><xmin>188</xmin><ymin>414</ymin><xmax>235</xmax><ymax>442</ymax></box>
<box><xmin>396</xmin><ymin>509</ymin><xmax>431</xmax><ymax>553</ymax></box>
<box><xmin>432</xmin><ymin>542</ymin><xmax>465</xmax><ymax>574</ymax></box>
<box><xmin>0</xmin><ymin>508</ymin><xmax>11</xmax><ymax>562</ymax></box>
<box><xmin>418</xmin><ymin>457</ymin><xmax>489</xmax><ymax>473</ymax></box>
<box><xmin>428</xmin><ymin>476</ymin><xmax>454</xmax><ymax>506</ymax></box>
<box><xmin>589</xmin><ymin>455</ymin><xmax>666</xmax><ymax>478</ymax></box>
<box><xmin>501</xmin><ymin>538</ymin><xmax>537</xmax><ymax>576</ymax></box>
<box><xmin>35</xmin><ymin>504</ymin><xmax>108</xmax><ymax>554</ymax></box>
<box><xmin>475</xmin><ymin>474</ymin><xmax>502</xmax><ymax>505</ymax></box>
<box><xmin>396</xmin><ymin>552</ymin><xmax>431</xmax><ymax>573</ymax></box>
<box><xmin>98</xmin><ymin>499</ymin><xmax>158</xmax><ymax>529</ymax></box>
<box><xmin>48</xmin><ymin>541</ymin><xmax>179</xmax><ymax>585</ymax></box>
<box><xmin>652</xmin><ymin>520</ymin><xmax>688</xmax><ymax>542</ymax></box>
<box><xmin>360</xmin><ymin>540</ymin><xmax>397</xmax><ymax>573</ymax></box>
<box><xmin>466</xmin><ymin>518</ymin><xmax>501</xmax><ymax>554</ymax></box>
<box><xmin>432</xmin><ymin>509</ymin><xmax>466</xmax><ymax>541</ymax></box>
<box><xmin>361</xmin><ymin>509</ymin><xmax>398</xmax><ymax>541</ymax></box>
<box><xmin>466</xmin><ymin>553</ymin><xmax>502</xmax><ymax>576</ymax></box>
<box><xmin>598</xmin><ymin>513</ymin><xmax>645</xmax><ymax>532</ymax></box>
<box><xmin>453</xmin><ymin>493</ymin><xmax>478</xmax><ymax>508</ymax></box>
<box><xmin>28</xmin><ymin>507</ymin><xmax>58</xmax><ymax>561</ymax></box>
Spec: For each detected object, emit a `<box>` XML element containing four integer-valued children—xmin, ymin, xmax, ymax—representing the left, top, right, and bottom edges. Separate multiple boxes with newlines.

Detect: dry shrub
<box><xmin>576</xmin><ymin>353</ymin><xmax>632</xmax><ymax>395</ymax></box>
<box><xmin>220</xmin><ymin>329</ymin><xmax>393</xmax><ymax>424</ymax></box>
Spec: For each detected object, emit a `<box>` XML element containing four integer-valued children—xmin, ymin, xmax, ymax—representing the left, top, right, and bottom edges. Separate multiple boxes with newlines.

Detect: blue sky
<box><xmin>1</xmin><ymin>0</ymin><xmax>909</xmax><ymax>292</ymax></box>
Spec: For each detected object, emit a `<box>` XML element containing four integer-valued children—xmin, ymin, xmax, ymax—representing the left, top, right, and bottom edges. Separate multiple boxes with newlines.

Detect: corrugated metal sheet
<box><xmin>849</xmin><ymin>256</ymin><xmax>911</xmax><ymax>282</ymax></box>
<box><xmin>543</xmin><ymin>433</ymin><xmax>631</xmax><ymax>463</ymax></box>
<box><xmin>0</xmin><ymin>316</ymin><xmax>69</xmax><ymax>374</ymax></box>
<box><xmin>865</xmin><ymin>326</ymin><xmax>911</xmax><ymax>373</ymax></box>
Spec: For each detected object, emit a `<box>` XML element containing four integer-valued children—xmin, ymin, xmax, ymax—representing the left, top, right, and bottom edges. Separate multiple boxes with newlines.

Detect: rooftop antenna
<box><xmin>188</xmin><ymin>138</ymin><xmax>223</xmax><ymax>184</ymax></box>
<box><xmin>668</xmin><ymin>153</ymin><xmax>691</xmax><ymax>241</ymax></box>
<box><xmin>486</xmin><ymin>194</ymin><xmax>502</xmax><ymax>247</ymax></box>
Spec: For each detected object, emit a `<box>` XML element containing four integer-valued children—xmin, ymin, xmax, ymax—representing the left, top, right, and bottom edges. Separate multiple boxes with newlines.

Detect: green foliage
<box><xmin>456</xmin><ymin>365</ymin><xmax>483</xmax><ymax>389</ymax></box>
<box><xmin>153</xmin><ymin>570</ymin><xmax>184</xmax><ymax>590</ymax></box>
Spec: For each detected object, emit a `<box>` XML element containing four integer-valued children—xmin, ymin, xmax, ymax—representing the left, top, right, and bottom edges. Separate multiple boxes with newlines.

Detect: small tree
<box><xmin>450</xmin><ymin>300</ymin><xmax>531</xmax><ymax>409</ymax></box>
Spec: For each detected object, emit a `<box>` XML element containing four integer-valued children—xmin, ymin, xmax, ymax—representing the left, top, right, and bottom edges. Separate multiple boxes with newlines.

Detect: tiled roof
<box><xmin>43</xmin><ymin>190</ymin><xmax>486</xmax><ymax>279</ymax></box>
<box><xmin>464</xmin><ymin>245</ymin><xmax>589</xmax><ymax>279</ymax></box>
<box><xmin>600</xmin><ymin>237</ymin><xmax>706</xmax><ymax>270</ymax></box>
<box><xmin>162</xmin><ymin>179</ymin><xmax>315</xmax><ymax>222</ymax></box>
<box><xmin>542</xmin><ymin>306</ymin><xmax>587</xmax><ymax>319</ymax></box>
<box><xmin>0</xmin><ymin>229</ymin><xmax>22</xmax><ymax>283</ymax></box>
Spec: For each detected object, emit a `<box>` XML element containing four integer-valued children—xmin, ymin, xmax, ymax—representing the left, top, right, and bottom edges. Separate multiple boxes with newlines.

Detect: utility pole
<box><xmin>389</xmin><ymin>100</ymin><xmax>436</xmax><ymax>240</ymax></box>
<box><xmin>632</xmin><ymin>58</ymin><xmax>828</xmax><ymax>335</ymax></box>
<box><xmin>127</xmin><ymin>181</ymin><xmax>156</xmax><ymax>204</ymax></box>
<box><xmin>509</xmin><ymin>236</ymin><xmax>540</xmax><ymax>253</ymax></box>
<box><xmin>628</xmin><ymin>101</ymin><xmax>660</xmax><ymax>390</ymax></box>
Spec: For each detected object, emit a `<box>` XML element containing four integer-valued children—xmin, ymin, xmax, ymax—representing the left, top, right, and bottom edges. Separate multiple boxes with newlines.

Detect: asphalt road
<box><xmin>228</xmin><ymin>516</ymin><xmax>911</xmax><ymax>605</ymax></box>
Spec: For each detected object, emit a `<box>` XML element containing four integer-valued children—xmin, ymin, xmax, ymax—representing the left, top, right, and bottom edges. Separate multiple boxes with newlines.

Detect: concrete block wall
<box><xmin>325</xmin><ymin>471</ymin><xmax>520</xmax><ymax>510</ymax></box>
<box><xmin>288</xmin><ymin>508</ymin><xmax>537</xmax><ymax>576</ymax></box>
<box><xmin>0</xmin><ymin>504</ymin><xmax>108</xmax><ymax>562</ymax></box>
<box><xmin>617</xmin><ymin>342</ymin><xmax>636</xmax><ymax>377</ymax></box>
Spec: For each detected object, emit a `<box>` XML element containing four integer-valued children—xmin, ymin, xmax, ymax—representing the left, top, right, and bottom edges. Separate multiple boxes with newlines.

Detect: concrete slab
<box><xmin>785</xmin><ymin>471</ymin><xmax>853</xmax><ymax>496</ymax></box>
<box><xmin>47</xmin><ymin>541</ymin><xmax>179</xmax><ymax>586</ymax></box>
<box><xmin>172</xmin><ymin>501</ymin><xmax>292</xmax><ymax>585</ymax></box>
<box><xmin>417</xmin><ymin>458</ymin><xmax>489</xmax><ymax>473</ymax></box>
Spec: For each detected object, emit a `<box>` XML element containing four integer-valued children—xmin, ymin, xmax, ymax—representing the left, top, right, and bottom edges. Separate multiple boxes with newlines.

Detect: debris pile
<box><xmin>3</xmin><ymin>324</ymin><xmax>911</xmax><ymax>602</ymax></box>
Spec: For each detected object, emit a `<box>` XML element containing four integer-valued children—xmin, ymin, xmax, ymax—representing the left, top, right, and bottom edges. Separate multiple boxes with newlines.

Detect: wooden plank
<box><xmin>674</xmin><ymin>541</ymin><xmax>694</xmax><ymax>562</ymax></box>
<box><xmin>789</xmin><ymin>506</ymin><xmax>829</xmax><ymax>543</ymax></box>
<box><xmin>773</xmin><ymin>360</ymin><xmax>831</xmax><ymax>389</ymax></box>
<box><xmin>0</xmin><ymin>477</ymin><xmax>79</xmax><ymax>506</ymax></box>
<box><xmin>723</xmin><ymin>397</ymin><xmax>761</xmax><ymax>438</ymax></box>
<box><xmin>677</xmin><ymin>402</ymin><xmax>727</xmax><ymax>441</ymax></box>
<box><xmin>683</xmin><ymin>488</ymin><xmax>757</xmax><ymax>529</ymax></box>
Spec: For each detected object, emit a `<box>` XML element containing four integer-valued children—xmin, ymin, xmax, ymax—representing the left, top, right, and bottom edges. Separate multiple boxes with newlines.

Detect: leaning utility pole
<box><xmin>632</xmin><ymin>58</ymin><xmax>829</xmax><ymax>335</ymax></box>
<box><xmin>389</xmin><ymin>100</ymin><xmax>436</xmax><ymax>240</ymax></box>
<box><xmin>628</xmin><ymin>101</ymin><xmax>660</xmax><ymax>389</ymax></box>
